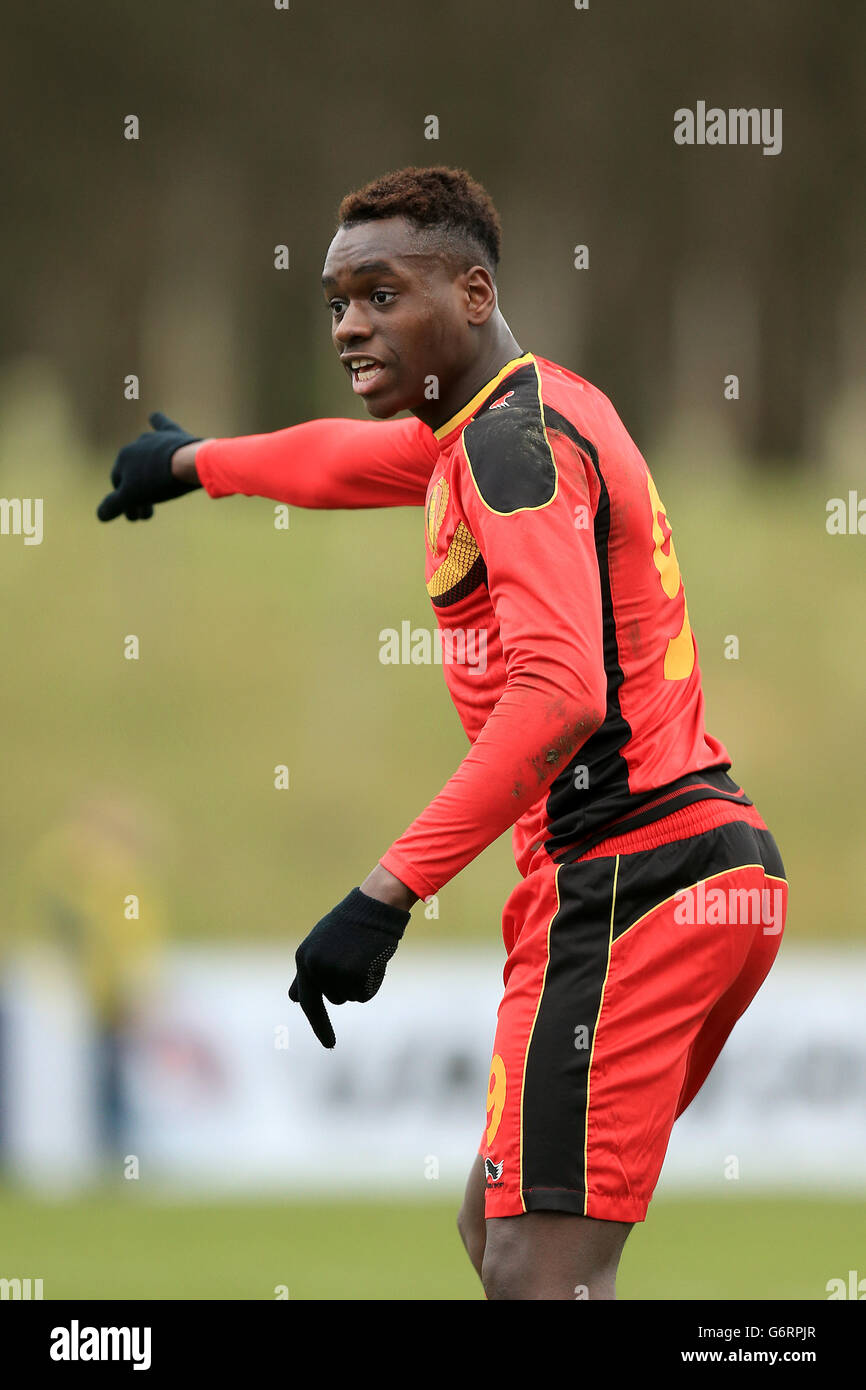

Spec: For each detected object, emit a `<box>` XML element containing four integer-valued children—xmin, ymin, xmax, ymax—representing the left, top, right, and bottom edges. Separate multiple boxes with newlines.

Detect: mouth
<box><xmin>343</xmin><ymin>356</ymin><xmax>388</xmax><ymax>394</ymax></box>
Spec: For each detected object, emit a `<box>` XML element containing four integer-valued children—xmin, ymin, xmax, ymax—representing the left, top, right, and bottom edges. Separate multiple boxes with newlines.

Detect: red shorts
<box><xmin>480</xmin><ymin>800</ymin><xmax>787</xmax><ymax>1223</ymax></box>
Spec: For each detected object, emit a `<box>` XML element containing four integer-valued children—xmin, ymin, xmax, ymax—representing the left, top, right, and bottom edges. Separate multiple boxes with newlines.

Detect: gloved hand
<box><xmin>97</xmin><ymin>412</ymin><xmax>202</xmax><ymax>522</ymax></box>
<box><xmin>289</xmin><ymin>887</ymin><xmax>411</xmax><ymax>1048</ymax></box>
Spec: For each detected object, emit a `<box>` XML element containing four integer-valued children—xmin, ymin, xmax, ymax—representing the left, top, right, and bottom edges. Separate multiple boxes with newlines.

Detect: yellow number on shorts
<box><xmin>486</xmin><ymin>1054</ymin><xmax>507</xmax><ymax>1146</ymax></box>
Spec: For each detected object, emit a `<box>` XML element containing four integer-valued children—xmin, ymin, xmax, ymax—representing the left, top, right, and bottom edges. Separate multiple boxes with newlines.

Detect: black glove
<box><xmin>97</xmin><ymin>411</ymin><xmax>202</xmax><ymax>522</ymax></box>
<box><xmin>289</xmin><ymin>888</ymin><xmax>411</xmax><ymax>1048</ymax></box>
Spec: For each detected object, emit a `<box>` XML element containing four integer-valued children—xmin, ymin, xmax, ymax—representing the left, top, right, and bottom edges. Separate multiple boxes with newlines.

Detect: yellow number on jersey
<box><xmin>646</xmin><ymin>473</ymin><xmax>695</xmax><ymax>681</ymax></box>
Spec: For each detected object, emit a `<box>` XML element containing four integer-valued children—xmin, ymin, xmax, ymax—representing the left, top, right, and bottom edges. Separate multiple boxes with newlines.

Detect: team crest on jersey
<box><xmin>426</xmin><ymin>476</ymin><xmax>449</xmax><ymax>553</ymax></box>
<box><xmin>489</xmin><ymin>390</ymin><xmax>514</xmax><ymax>409</ymax></box>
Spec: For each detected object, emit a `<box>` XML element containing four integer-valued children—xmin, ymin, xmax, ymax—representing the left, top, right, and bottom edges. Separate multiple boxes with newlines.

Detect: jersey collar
<box><xmin>432</xmin><ymin>351</ymin><xmax>535</xmax><ymax>451</ymax></box>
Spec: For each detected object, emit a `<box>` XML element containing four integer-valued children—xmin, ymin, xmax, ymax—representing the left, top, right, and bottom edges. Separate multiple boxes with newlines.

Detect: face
<box><xmin>321</xmin><ymin>216</ymin><xmax>490</xmax><ymax>421</ymax></box>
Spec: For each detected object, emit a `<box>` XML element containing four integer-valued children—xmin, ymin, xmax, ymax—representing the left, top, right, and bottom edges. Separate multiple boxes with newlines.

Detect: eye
<box><xmin>328</xmin><ymin>298</ymin><xmax>346</xmax><ymax>316</ymax></box>
<box><xmin>371</xmin><ymin>289</ymin><xmax>396</xmax><ymax>305</ymax></box>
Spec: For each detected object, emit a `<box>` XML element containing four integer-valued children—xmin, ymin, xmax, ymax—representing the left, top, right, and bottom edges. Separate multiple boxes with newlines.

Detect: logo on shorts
<box><xmin>485</xmin><ymin>1157</ymin><xmax>504</xmax><ymax>1184</ymax></box>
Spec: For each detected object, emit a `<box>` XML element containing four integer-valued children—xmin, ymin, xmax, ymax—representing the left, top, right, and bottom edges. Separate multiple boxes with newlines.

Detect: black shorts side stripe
<box><xmin>521</xmin><ymin>856</ymin><xmax>619</xmax><ymax>1211</ymax></box>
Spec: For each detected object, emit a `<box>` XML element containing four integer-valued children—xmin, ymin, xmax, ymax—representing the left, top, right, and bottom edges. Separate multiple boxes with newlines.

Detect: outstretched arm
<box><xmin>193</xmin><ymin>415</ymin><xmax>440</xmax><ymax>509</ymax></box>
<box><xmin>98</xmin><ymin>412</ymin><xmax>440</xmax><ymax>522</ymax></box>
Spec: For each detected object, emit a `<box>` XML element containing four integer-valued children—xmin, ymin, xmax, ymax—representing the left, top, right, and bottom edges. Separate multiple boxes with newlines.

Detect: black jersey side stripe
<box><xmin>540</xmin><ymin>406</ymin><xmax>634</xmax><ymax>849</ymax></box>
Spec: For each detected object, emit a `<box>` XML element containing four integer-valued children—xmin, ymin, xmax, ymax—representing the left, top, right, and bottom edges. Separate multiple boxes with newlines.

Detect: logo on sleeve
<box><xmin>489</xmin><ymin>391</ymin><xmax>514</xmax><ymax>409</ymax></box>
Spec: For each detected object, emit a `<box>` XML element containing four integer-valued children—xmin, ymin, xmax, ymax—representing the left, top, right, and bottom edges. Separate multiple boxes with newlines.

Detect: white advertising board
<box><xmin>2</xmin><ymin>946</ymin><xmax>863</xmax><ymax>1197</ymax></box>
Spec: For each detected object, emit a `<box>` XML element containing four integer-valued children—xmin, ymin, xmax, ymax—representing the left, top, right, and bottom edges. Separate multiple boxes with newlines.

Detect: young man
<box><xmin>98</xmin><ymin>165</ymin><xmax>787</xmax><ymax>1301</ymax></box>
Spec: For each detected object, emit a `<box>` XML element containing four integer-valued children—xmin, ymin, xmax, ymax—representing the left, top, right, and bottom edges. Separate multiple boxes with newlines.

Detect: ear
<box><xmin>463</xmin><ymin>265</ymin><xmax>497</xmax><ymax>327</ymax></box>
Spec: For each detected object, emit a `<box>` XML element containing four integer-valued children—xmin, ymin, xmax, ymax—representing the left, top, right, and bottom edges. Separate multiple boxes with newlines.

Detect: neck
<box><xmin>414</xmin><ymin>317</ymin><xmax>524</xmax><ymax>433</ymax></box>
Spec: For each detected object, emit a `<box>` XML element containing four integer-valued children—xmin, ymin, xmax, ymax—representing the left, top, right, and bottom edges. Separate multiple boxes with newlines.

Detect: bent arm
<box><xmin>378</xmin><ymin>439</ymin><xmax>607</xmax><ymax>899</ymax></box>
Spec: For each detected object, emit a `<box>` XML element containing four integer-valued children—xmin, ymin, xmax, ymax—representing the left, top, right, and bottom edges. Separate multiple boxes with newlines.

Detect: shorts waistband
<box><xmin>573</xmin><ymin>798</ymin><xmax>768</xmax><ymax>862</ymax></box>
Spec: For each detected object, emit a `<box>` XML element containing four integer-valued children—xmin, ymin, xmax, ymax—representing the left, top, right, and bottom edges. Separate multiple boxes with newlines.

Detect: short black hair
<box><xmin>337</xmin><ymin>166</ymin><xmax>502</xmax><ymax>277</ymax></box>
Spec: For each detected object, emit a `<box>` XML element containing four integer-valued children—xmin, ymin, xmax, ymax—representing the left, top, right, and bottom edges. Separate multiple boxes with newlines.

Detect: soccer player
<box><xmin>98</xmin><ymin>166</ymin><xmax>788</xmax><ymax>1301</ymax></box>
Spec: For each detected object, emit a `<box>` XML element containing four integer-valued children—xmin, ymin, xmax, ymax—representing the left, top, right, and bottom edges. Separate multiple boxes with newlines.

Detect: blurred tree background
<box><xmin>0</xmin><ymin>0</ymin><xmax>864</xmax><ymax>949</ymax></box>
<box><xmin>2</xmin><ymin>0</ymin><xmax>863</xmax><ymax>458</ymax></box>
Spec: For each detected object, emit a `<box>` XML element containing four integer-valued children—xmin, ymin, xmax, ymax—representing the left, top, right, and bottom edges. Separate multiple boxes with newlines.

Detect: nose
<box><xmin>333</xmin><ymin>300</ymin><xmax>373</xmax><ymax>346</ymax></box>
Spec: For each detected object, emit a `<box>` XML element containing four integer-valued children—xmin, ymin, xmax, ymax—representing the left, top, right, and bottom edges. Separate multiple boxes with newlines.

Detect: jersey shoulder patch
<box><xmin>461</xmin><ymin>362</ymin><xmax>557</xmax><ymax>514</ymax></box>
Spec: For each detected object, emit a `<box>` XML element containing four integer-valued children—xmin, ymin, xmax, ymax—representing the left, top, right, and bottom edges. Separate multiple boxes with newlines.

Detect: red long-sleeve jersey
<box><xmin>197</xmin><ymin>352</ymin><xmax>749</xmax><ymax>899</ymax></box>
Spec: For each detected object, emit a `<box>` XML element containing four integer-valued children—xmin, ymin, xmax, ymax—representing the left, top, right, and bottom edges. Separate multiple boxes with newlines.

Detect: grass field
<box><xmin>1</xmin><ymin>405</ymin><xmax>863</xmax><ymax>1305</ymax></box>
<box><xmin>0</xmin><ymin>1187</ymin><xmax>860</xmax><ymax>1300</ymax></box>
<box><xmin>1</xmin><ymin>430</ymin><xmax>864</xmax><ymax>951</ymax></box>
